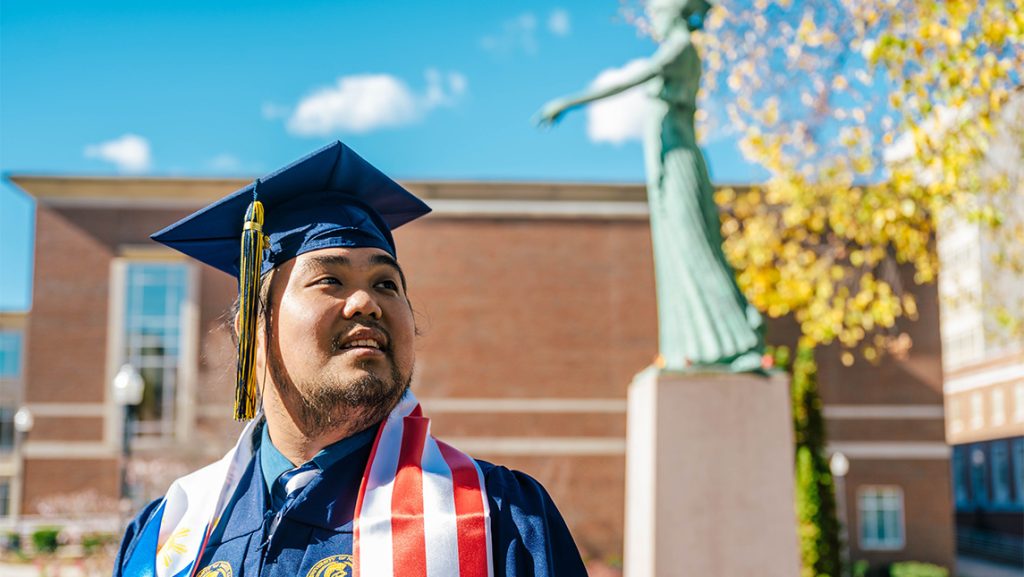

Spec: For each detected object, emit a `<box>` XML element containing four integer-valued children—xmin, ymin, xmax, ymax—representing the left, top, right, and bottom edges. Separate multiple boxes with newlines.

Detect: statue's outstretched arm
<box><xmin>536</xmin><ymin>27</ymin><xmax>691</xmax><ymax>126</ymax></box>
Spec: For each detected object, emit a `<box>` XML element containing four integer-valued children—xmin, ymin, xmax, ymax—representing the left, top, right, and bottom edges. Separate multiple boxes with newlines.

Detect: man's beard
<box><xmin>265</xmin><ymin>320</ymin><xmax>411</xmax><ymax>438</ymax></box>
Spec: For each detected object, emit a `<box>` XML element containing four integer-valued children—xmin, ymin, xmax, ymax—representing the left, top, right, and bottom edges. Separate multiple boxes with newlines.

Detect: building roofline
<box><xmin>7</xmin><ymin>174</ymin><xmax>756</xmax><ymax>207</ymax></box>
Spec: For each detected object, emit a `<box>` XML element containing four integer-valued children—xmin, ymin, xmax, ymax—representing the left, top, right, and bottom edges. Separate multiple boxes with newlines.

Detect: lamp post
<box><xmin>112</xmin><ymin>364</ymin><xmax>144</xmax><ymax>506</ymax></box>
<box><xmin>12</xmin><ymin>407</ymin><xmax>33</xmax><ymax>537</ymax></box>
<box><xmin>830</xmin><ymin>451</ymin><xmax>851</xmax><ymax>577</ymax></box>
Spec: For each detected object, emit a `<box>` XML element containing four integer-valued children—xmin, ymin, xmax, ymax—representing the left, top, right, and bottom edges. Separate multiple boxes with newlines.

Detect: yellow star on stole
<box><xmin>159</xmin><ymin>527</ymin><xmax>191</xmax><ymax>568</ymax></box>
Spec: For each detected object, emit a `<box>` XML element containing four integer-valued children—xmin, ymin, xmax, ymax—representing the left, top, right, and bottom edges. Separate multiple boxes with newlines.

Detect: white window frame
<box><xmin>949</xmin><ymin>399</ymin><xmax>963</xmax><ymax>434</ymax></box>
<box><xmin>1014</xmin><ymin>383</ymin><xmax>1024</xmax><ymax>424</ymax></box>
<box><xmin>857</xmin><ymin>485</ymin><xmax>906</xmax><ymax>551</ymax></box>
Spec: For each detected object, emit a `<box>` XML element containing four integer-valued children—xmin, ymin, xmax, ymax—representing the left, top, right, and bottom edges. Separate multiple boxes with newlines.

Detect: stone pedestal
<box><xmin>624</xmin><ymin>368</ymin><xmax>800</xmax><ymax>577</ymax></box>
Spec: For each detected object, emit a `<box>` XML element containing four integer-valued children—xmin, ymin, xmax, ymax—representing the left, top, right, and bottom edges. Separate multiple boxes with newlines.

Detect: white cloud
<box><xmin>208</xmin><ymin>153</ymin><xmax>242</xmax><ymax>172</ymax></box>
<box><xmin>83</xmin><ymin>134</ymin><xmax>151</xmax><ymax>172</ymax></box>
<box><xmin>548</xmin><ymin>9</ymin><xmax>571</xmax><ymax>36</ymax></box>
<box><xmin>285</xmin><ymin>70</ymin><xmax>468</xmax><ymax>137</ymax></box>
<box><xmin>481</xmin><ymin>13</ymin><xmax>538</xmax><ymax>55</ymax></box>
<box><xmin>424</xmin><ymin>69</ymin><xmax>468</xmax><ymax>108</ymax></box>
<box><xmin>586</xmin><ymin>59</ymin><xmax>654</xmax><ymax>145</ymax></box>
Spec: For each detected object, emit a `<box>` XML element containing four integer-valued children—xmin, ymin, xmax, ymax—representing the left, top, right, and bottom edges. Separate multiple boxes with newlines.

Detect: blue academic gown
<box><xmin>113</xmin><ymin>426</ymin><xmax>588</xmax><ymax>577</ymax></box>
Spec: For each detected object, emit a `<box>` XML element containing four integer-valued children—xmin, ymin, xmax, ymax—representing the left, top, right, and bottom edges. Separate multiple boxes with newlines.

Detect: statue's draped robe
<box><xmin>644</xmin><ymin>30</ymin><xmax>764</xmax><ymax>370</ymax></box>
<box><xmin>112</xmin><ymin>432</ymin><xmax>586</xmax><ymax>577</ymax></box>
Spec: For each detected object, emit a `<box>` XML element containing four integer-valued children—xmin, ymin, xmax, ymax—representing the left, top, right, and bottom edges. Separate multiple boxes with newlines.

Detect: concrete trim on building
<box><xmin>426</xmin><ymin>199</ymin><xmax>650</xmax><ymax>219</ymax></box>
<box><xmin>420</xmin><ymin>397</ymin><xmax>628</xmax><ymax>413</ymax></box>
<box><xmin>104</xmin><ymin>261</ymin><xmax>127</xmax><ymax>447</ymax></box>
<box><xmin>945</xmin><ymin>362</ymin><xmax>1024</xmax><ymax>394</ymax></box>
<box><xmin>10</xmin><ymin>175</ymin><xmax>673</xmax><ymax>220</ymax></box>
<box><xmin>443</xmin><ymin>436</ymin><xmax>627</xmax><ymax>456</ymax></box>
<box><xmin>22</xmin><ymin>441</ymin><xmax>116</xmax><ymax>459</ymax></box>
<box><xmin>176</xmin><ymin>263</ymin><xmax>200</xmax><ymax>443</ymax></box>
<box><xmin>24</xmin><ymin>403</ymin><xmax>106</xmax><ymax>417</ymax></box>
<box><xmin>823</xmin><ymin>405</ymin><xmax>945</xmax><ymax>419</ymax></box>
<box><xmin>827</xmin><ymin>442</ymin><xmax>951</xmax><ymax>459</ymax></box>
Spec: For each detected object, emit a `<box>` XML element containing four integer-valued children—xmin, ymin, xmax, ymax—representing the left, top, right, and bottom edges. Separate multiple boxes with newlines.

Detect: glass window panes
<box><xmin>971</xmin><ymin>393</ymin><xmax>984</xmax><ymax>429</ymax></box>
<box><xmin>0</xmin><ymin>331</ymin><xmax>21</xmax><ymax>379</ymax></box>
<box><xmin>858</xmin><ymin>486</ymin><xmax>905</xmax><ymax>550</ymax></box>
<box><xmin>1013</xmin><ymin>439</ymin><xmax>1024</xmax><ymax>504</ymax></box>
<box><xmin>0</xmin><ymin>408</ymin><xmax>13</xmax><ymax>453</ymax></box>
<box><xmin>991</xmin><ymin>389</ymin><xmax>1006</xmax><ymax>426</ymax></box>
<box><xmin>992</xmin><ymin>442</ymin><xmax>1011</xmax><ymax>504</ymax></box>
<box><xmin>122</xmin><ymin>263</ymin><xmax>188</xmax><ymax>437</ymax></box>
<box><xmin>970</xmin><ymin>447</ymin><xmax>989</xmax><ymax>505</ymax></box>
<box><xmin>952</xmin><ymin>446</ymin><xmax>969</xmax><ymax>507</ymax></box>
<box><xmin>0</xmin><ymin>478</ymin><xmax>9</xmax><ymax>517</ymax></box>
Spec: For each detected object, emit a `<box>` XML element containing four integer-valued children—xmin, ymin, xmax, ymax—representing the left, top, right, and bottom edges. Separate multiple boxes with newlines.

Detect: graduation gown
<box><xmin>113</xmin><ymin>436</ymin><xmax>588</xmax><ymax>577</ymax></box>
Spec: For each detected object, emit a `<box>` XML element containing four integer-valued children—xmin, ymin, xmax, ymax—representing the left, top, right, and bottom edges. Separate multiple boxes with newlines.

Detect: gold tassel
<box><xmin>235</xmin><ymin>198</ymin><xmax>266</xmax><ymax>420</ymax></box>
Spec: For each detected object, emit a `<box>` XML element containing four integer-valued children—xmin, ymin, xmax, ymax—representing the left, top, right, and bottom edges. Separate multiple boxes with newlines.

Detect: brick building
<box><xmin>939</xmin><ymin>200</ymin><xmax>1024</xmax><ymax>565</ymax></box>
<box><xmin>4</xmin><ymin>174</ymin><xmax>955</xmax><ymax>569</ymax></box>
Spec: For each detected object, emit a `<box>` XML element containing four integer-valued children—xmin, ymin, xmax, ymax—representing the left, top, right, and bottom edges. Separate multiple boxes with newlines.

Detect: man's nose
<box><xmin>342</xmin><ymin>289</ymin><xmax>383</xmax><ymax>319</ymax></box>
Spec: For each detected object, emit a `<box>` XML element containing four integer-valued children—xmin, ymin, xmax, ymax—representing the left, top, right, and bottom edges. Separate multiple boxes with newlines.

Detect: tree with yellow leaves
<box><xmin>615</xmin><ymin>2</ymin><xmax>1020</xmax><ymax>576</ymax></box>
<box><xmin>623</xmin><ymin>0</ymin><xmax>1022</xmax><ymax>363</ymax></box>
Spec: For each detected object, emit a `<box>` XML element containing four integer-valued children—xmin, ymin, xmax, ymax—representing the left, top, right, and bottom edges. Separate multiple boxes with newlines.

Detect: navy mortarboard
<box><xmin>151</xmin><ymin>141</ymin><xmax>431</xmax><ymax>421</ymax></box>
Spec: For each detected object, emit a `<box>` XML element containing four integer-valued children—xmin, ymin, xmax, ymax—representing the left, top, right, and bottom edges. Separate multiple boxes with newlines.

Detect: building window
<box><xmin>1015</xmin><ymin>384</ymin><xmax>1024</xmax><ymax>423</ymax></box>
<box><xmin>0</xmin><ymin>408</ymin><xmax>13</xmax><ymax>454</ymax></box>
<box><xmin>0</xmin><ymin>330</ymin><xmax>23</xmax><ymax>453</ymax></box>
<box><xmin>1013</xmin><ymin>439</ymin><xmax>1024</xmax><ymax>504</ymax></box>
<box><xmin>970</xmin><ymin>446</ymin><xmax>989</xmax><ymax>505</ymax></box>
<box><xmin>970</xmin><ymin>393</ymin><xmax>984</xmax><ymax>430</ymax></box>
<box><xmin>950</xmin><ymin>399</ymin><xmax>963</xmax><ymax>434</ymax></box>
<box><xmin>991</xmin><ymin>388</ymin><xmax>1006</xmax><ymax>426</ymax></box>
<box><xmin>0</xmin><ymin>478</ymin><xmax>9</xmax><ymax>517</ymax></box>
<box><xmin>121</xmin><ymin>262</ymin><xmax>189</xmax><ymax>438</ymax></box>
<box><xmin>858</xmin><ymin>486</ymin><xmax>905</xmax><ymax>550</ymax></box>
<box><xmin>952</xmin><ymin>446</ymin><xmax>969</xmax><ymax>507</ymax></box>
<box><xmin>992</xmin><ymin>441</ymin><xmax>1011</xmax><ymax>505</ymax></box>
<box><xmin>0</xmin><ymin>331</ymin><xmax>21</xmax><ymax>378</ymax></box>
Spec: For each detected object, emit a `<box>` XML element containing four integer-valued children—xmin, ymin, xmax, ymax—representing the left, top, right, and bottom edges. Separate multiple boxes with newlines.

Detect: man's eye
<box><xmin>315</xmin><ymin>277</ymin><xmax>341</xmax><ymax>286</ymax></box>
<box><xmin>376</xmin><ymin>279</ymin><xmax>399</xmax><ymax>292</ymax></box>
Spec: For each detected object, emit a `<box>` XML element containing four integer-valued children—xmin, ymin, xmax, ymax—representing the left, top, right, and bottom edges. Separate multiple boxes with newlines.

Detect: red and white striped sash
<box><xmin>354</xmin><ymin>393</ymin><xmax>494</xmax><ymax>577</ymax></box>
<box><xmin>149</xmin><ymin>391</ymin><xmax>492</xmax><ymax>577</ymax></box>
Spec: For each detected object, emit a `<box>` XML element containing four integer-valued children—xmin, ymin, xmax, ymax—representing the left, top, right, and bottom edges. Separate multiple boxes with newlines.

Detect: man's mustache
<box><xmin>331</xmin><ymin>319</ymin><xmax>392</xmax><ymax>354</ymax></box>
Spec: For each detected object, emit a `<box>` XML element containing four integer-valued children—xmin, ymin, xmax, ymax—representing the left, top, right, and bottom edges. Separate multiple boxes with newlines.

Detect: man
<box><xmin>113</xmin><ymin>142</ymin><xmax>588</xmax><ymax>577</ymax></box>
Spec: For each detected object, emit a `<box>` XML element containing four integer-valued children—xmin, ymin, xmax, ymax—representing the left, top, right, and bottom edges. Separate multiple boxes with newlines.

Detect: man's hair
<box><xmin>227</xmin><ymin>271</ymin><xmax>273</xmax><ymax>347</ymax></box>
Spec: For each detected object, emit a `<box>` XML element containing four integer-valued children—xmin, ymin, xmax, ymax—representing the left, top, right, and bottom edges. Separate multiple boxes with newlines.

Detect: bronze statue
<box><xmin>537</xmin><ymin>0</ymin><xmax>764</xmax><ymax>372</ymax></box>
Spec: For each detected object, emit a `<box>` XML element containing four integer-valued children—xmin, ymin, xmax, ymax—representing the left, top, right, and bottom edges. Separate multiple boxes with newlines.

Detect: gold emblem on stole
<box><xmin>307</xmin><ymin>554</ymin><xmax>353</xmax><ymax>577</ymax></box>
<box><xmin>196</xmin><ymin>561</ymin><xmax>233</xmax><ymax>577</ymax></box>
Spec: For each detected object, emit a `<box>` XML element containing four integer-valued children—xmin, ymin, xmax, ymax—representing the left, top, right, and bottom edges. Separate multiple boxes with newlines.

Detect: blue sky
<box><xmin>0</xmin><ymin>0</ymin><xmax>765</xmax><ymax>311</ymax></box>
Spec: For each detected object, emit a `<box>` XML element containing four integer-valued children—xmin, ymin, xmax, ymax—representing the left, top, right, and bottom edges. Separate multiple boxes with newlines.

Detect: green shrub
<box><xmin>31</xmin><ymin>527</ymin><xmax>60</xmax><ymax>554</ymax></box>
<box><xmin>82</xmin><ymin>532</ymin><xmax>116</xmax><ymax>556</ymax></box>
<box><xmin>2</xmin><ymin>531</ymin><xmax>21</xmax><ymax>553</ymax></box>
<box><xmin>851</xmin><ymin>560</ymin><xmax>870</xmax><ymax>577</ymax></box>
<box><xmin>889</xmin><ymin>562</ymin><xmax>948</xmax><ymax>577</ymax></box>
<box><xmin>792</xmin><ymin>344</ymin><xmax>842</xmax><ymax>577</ymax></box>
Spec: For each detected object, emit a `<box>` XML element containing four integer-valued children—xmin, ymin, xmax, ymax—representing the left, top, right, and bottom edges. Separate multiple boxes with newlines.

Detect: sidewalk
<box><xmin>959</xmin><ymin>555</ymin><xmax>1024</xmax><ymax>577</ymax></box>
<box><xmin>0</xmin><ymin>561</ymin><xmax>102</xmax><ymax>577</ymax></box>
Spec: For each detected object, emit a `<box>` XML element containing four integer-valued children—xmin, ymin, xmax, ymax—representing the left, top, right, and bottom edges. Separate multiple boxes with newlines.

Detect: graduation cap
<box><xmin>151</xmin><ymin>141</ymin><xmax>431</xmax><ymax>421</ymax></box>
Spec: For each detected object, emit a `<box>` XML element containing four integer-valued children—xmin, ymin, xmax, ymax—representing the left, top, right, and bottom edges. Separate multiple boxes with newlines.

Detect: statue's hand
<box><xmin>535</xmin><ymin>99</ymin><xmax>570</xmax><ymax>128</ymax></box>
